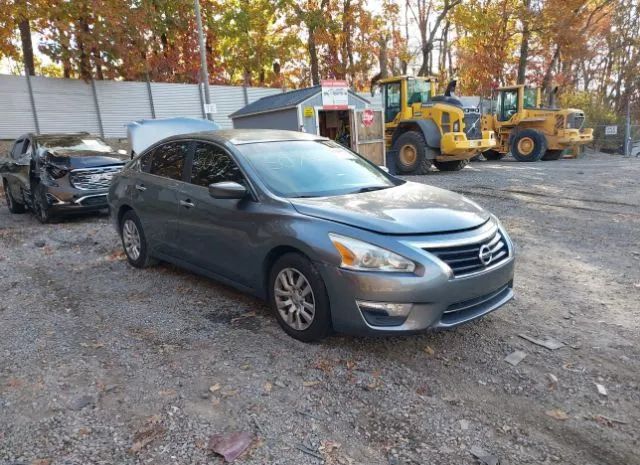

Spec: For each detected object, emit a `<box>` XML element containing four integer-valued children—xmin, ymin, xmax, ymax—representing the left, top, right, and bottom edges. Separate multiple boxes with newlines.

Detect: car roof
<box><xmin>166</xmin><ymin>129</ymin><xmax>328</xmax><ymax>146</ymax></box>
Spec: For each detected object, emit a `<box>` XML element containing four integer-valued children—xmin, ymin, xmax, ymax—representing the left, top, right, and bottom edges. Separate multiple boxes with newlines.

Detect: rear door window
<box><xmin>149</xmin><ymin>141</ymin><xmax>190</xmax><ymax>181</ymax></box>
<box><xmin>11</xmin><ymin>139</ymin><xmax>24</xmax><ymax>159</ymax></box>
<box><xmin>189</xmin><ymin>142</ymin><xmax>243</xmax><ymax>188</ymax></box>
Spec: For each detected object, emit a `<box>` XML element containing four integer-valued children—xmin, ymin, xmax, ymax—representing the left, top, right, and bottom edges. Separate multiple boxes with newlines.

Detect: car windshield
<box><xmin>238</xmin><ymin>140</ymin><xmax>398</xmax><ymax>198</ymax></box>
<box><xmin>39</xmin><ymin>136</ymin><xmax>114</xmax><ymax>153</ymax></box>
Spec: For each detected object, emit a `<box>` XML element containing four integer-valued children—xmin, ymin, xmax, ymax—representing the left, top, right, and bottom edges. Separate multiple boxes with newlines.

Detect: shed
<box><xmin>230</xmin><ymin>81</ymin><xmax>386</xmax><ymax>165</ymax></box>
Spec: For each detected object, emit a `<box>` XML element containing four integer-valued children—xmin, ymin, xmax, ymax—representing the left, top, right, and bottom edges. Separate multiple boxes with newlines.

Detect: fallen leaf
<box><xmin>209</xmin><ymin>383</ymin><xmax>221</xmax><ymax>393</ymax></box>
<box><xmin>106</xmin><ymin>250</ymin><xmax>126</xmax><ymax>261</ymax></box>
<box><xmin>546</xmin><ymin>409</ymin><xmax>569</xmax><ymax>421</ymax></box>
<box><xmin>230</xmin><ymin>311</ymin><xmax>257</xmax><ymax>323</ymax></box>
<box><xmin>130</xmin><ymin>415</ymin><xmax>165</xmax><ymax>453</ymax></box>
<box><xmin>208</xmin><ymin>431</ymin><xmax>253</xmax><ymax>462</ymax></box>
<box><xmin>423</xmin><ymin>345</ymin><xmax>435</xmax><ymax>356</ymax></box>
<box><xmin>31</xmin><ymin>459</ymin><xmax>52</xmax><ymax>465</ymax></box>
<box><xmin>595</xmin><ymin>383</ymin><xmax>607</xmax><ymax>396</ymax></box>
<box><xmin>546</xmin><ymin>373</ymin><xmax>559</xmax><ymax>390</ymax></box>
<box><xmin>263</xmin><ymin>381</ymin><xmax>272</xmax><ymax>393</ymax></box>
<box><xmin>303</xmin><ymin>380</ymin><xmax>320</xmax><ymax>387</ymax></box>
<box><xmin>518</xmin><ymin>333</ymin><xmax>564</xmax><ymax>350</ymax></box>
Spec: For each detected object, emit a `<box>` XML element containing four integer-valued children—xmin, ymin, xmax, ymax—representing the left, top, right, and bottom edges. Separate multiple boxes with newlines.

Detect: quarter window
<box><xmin>149</xmin><ymin>141</ymin><xmax>189</xmax><ymax>180</ymax></box>
<box><xmin>190</xmin><ymin>143</ymin><xmax>243</xmax><ymax>188</ymax></box>
<box><xmin>11</xmin><ymin>139</ymin><xmax>24</xmax><ymax>159</ymax></box>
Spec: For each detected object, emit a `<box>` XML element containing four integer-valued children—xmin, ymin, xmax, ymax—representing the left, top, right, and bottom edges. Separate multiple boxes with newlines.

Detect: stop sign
<box><xmin>362</xmin><ymin>109</ymin><xmax>375</xmax><ymax>127</ymax></box>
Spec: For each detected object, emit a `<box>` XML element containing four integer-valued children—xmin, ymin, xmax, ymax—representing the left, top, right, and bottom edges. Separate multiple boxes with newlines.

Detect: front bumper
<box><xmin>438</xmin><ymin>131</ymin><xmax>497</xmax><ymax>160</ymax></box>
<box><xmin>44</xmin><ymin>185</ymin><xmax>110</xmax><ymax>213</ymax></box>
<box><xmin>556</xmin><ymin>128</ymin><xmax>594</xmax><ymax>147</ymax></box>
<box><xmin>317</xmin><ymin>224</ymin><xmax>516</xmax><ymax>336</ymax></box>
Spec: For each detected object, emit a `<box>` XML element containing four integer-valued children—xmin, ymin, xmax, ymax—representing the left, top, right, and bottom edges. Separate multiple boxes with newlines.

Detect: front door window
<box><xmin>190</xmin><ymin>143</ymin><xmax>243</xmax><ymax>187</ymax></box>
<box><xmin>384</xmin><ymin>82</ymin><xmax>401</xmax><ymax>123</ymax></box>
<box><xmin>498</xmin><ymin>90</ymin><xmax>518</xmax><ymax>122</ymax></box>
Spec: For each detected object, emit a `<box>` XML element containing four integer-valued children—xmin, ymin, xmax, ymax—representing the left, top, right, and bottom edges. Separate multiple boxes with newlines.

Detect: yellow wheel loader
<box><xmin>379</xmin><ymin>76</ymin><xmax>496</xmax><ymax>174</ymax></box>
<box><xmin>481</xmin><ymin>85</ymin><xmax>594</xmax><ymax>162</ymax></box>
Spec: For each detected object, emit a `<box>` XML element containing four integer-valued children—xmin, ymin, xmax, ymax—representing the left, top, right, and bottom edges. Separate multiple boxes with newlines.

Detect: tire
<box><xmin>33</xmin><ymin>184</ymin><xmax>53</xmax><ymax>223</ymax></box>
<box><xmin>510</xmin><ymin>129</ymin><xmax>547</xmax><ymax>162</ymax></box>
<box><xmin>434</xmin><ymin>159</ymin><xmax>469</xmax><ymax>172</ymax></box>
<box><xmin>2</xmin><ymin>179</ymin><xmax>26</xmax><ymax>214</ymax></box>
<box><xmin>269</xmin><ymin>253</ymin><xmax>332</xmax><ymax>342</ymax></box>
<box><xmin>542</xmin><ymin>149</ymin><xmax>564</xmax><ymax>161</ymax></box>
<box><xmin>483</xmin><ymin>149</ymin><xmax>505</xmax><ymax>161</ymax></box>
<box><xmin>392</xmin><ymin>131</ymin><xmax>433</xmax><ymax>175</ymax></box>
<box><xmin>120</xmin><ymin>210</ymin><xmax>157</xmax><ymax>268</ymax></box>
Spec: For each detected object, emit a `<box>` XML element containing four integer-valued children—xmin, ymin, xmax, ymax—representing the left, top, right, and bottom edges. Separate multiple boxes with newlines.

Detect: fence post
<box><xmin>145</xmin><ymin>73</ymin><xmax>156</xmax><ymax>119</ymax></box>
<box><xmin>624</xmin><ymin>101</ymin><xmax>631</xmax><ymax>157</ymax></box>
<box><xmin>198</xmin><ymin>82</ymin><xmax>206</xmax><ymax>118</ymax></box>
<box><xmin>24</xmin><ymin>71</ymin><xmax>40</xmax><ymax>134</ymax></box>
<box><xmin>90</xmin><ymin>79</ymin><xmax>105</xmax><ymax>138</ymax></box>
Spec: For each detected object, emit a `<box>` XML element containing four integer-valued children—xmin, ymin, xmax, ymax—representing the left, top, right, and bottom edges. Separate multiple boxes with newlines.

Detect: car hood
<box><xmin>42</xmin><ymin>149</ymin><xmax>127</xmax><ymax>169</ymax></box>
<box><xmin>289</xmin><ymin>181</ymin><xmax>490</xmax><ymax>234</ymax></box>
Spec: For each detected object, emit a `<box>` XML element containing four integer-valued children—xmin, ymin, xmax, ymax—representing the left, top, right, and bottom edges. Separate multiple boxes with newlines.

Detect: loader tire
<box><xmin>434</xmin><ymin>159</ymin><xmax>469</xmax><ymax>172</ymax></box>
<box><xmin>393</xmin><ymin>131</ymin><xmax>433</xmax><ymax>175</ymax></box>
<box><xmin>483</xmin><ymin>149</ymin><xmax>505</xmax><ymax>161</ymax></box>
<box><xmin>541</xmin><ymin>149</ymin><xmax>564</xmax><ymax>161</ymax></box>
<box><xmin>511</xmin><ymin>129</ymin><xmax>547</xmax><ymax>162</ymax></box>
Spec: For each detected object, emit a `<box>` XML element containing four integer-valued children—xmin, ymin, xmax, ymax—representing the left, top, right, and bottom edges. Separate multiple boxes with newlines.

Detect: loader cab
<box><xmin>495</xmin><ymin>85</ymin><xmax>542</xmax><ymax>122</ymax></box>
<box><xmin>380</xmin><ymin>76</ymin><xmax>436</xmax><ymax>124</ymax></box>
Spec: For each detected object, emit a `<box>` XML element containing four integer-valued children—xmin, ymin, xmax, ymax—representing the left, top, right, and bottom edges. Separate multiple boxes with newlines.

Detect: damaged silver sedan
<box><xmin>1</xmin><ymin>133</ymin><xmax>127</xmax><ymax>222</ymax></box>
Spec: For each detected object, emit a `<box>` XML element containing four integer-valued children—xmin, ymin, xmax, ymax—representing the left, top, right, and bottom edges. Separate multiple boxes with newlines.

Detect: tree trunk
<box><xmin>308</xmin><ymin>28</ymin><xmax>320</xmax><ymax>85</ymax></box>
<box><xmin>542</xmin><ymin>45</ymin><xmax>560</xmax><ymax>104</ymax></box>
<box><xmin>379</xmin><ymin>34</ymin><xmax>389</xmax><ymax>79</ymax></box>
<box><xmin>92</xmin><ymin>48</ymin><xmax>104</xmax><ymax>80</ymax></box>
<box><xmin>516</xmin><ymin>0</ymin><xmax>532</xmax><ymax>84</ymax></box>
<box><xmin>18</xmin><ymin>19</ymin><xmax>35</xmax><ymax>76</ymax></box>
<box><xmin>77</xmin><ymin>15</ymin><xmax>92</xmax><ymax>80</ymax></box>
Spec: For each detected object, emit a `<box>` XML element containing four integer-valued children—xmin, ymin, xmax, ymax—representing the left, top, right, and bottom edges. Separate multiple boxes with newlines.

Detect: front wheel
<box><xmin>434</xmin><ymin>159</ymin><xmax>469</xmax><ymax>172</ymax></box>
<box><xmin>511</xmin><ymin>129</ymin><xmax>547</xmax><ymax>162</ymax></box>
<box><xmin>120</xmin><ymin>210</ymin><xmax>157</xmax><ymax>268</ymax></box>
<box><xmin>33</xmin><ymin>184</ymin><xmax>53</xmax><ymax>223</ymax></box>
<box><xmin>269</xmin><ymin>253</ymin><xmax>332</xmax><ymax>342</ymax></box>
<box><xmin>392</xmin><ymin>131</ymin><xmax>433</xmax><ymax>175</ymax></box>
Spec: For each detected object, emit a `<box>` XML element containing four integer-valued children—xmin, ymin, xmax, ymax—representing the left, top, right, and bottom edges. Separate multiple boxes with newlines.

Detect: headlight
<box><xmin>329</xmin><ymin>233</ymin><xmax>415</xmax><ymax>272</ymax></box>
<box><xmin>46</xmin><ymin>166</ymin><xmax>68</xmax><ymax>179</ymax></box>
<box><xmin>453</xmin><ymin>121</ymin><xmax>460</xmax><ymax>132</ymax></box>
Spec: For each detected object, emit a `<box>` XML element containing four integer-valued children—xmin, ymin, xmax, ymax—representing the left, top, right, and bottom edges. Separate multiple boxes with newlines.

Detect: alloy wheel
<box><xmin>274</xmin><ymin>267</ymin><xmax>316</xmax><ymax>331</ymax></box>
<box><xmin>122</xmin><ymin>219</ymin><xmax>141</xmax><ymax>260</ymax></box>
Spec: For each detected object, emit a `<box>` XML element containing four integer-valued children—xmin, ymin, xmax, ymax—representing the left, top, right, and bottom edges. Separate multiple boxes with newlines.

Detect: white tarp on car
<box><xmin>126</xmin><ymin>117</ymin><xmax>220</xmax><ymax>156</ymax></box>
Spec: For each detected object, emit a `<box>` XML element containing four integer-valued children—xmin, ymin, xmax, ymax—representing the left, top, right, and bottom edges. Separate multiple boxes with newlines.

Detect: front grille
<box><xmin>441</xmin><ymin>283</ymin><xmax>512</xmax><ymax>326</ymax></box>
<box><xmin>463</xmin><ymin>112</ymin><xmax>482</xmax><ymax>140</ymax></box>
<box><xmin>567</xmin><ymin>112</ymin><xmax>585</xmax><ymax>130</ymax></box>
<box><xmin>70</xmin><ymin>165</ymin><xmax>123</xmax><ymax>191</ymax></box>
<box><xmin>424</xmin><ymin>229</ymin><xmax>510</xmax><ymax>277</ymax></box>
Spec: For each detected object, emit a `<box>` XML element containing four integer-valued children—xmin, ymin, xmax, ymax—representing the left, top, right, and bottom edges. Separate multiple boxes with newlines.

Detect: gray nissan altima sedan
<box><xmin>108</xmin><ymin>129</ymin><xmax>515</xmax><ymax>342</ymax></box>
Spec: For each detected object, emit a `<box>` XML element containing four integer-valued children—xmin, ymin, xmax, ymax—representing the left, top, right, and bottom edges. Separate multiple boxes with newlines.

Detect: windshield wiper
<box><xmin>350</xmin><ymin>185</ymin><xmax>392</xmax><ymax>194</ymax></box>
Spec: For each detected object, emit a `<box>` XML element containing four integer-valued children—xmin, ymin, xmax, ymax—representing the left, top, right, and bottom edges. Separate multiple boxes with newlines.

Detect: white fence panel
<box><xmin>31</xmin><ymin>76</ymin><xmax>100</xmax><ymax>135</ymax></box>
<box><xmin>0</xmin><ymin>75</ymin><xmax>37</xmax><ymax>138</ymax></box>
<box><xmin>96</xmin><ymin>80</ymin><xmax>153</xmax><ymax>137</ymax></box>
<box><xmin>150</xmin><ymin>82</ymin><xmax>203</xmax><ymax>121</ymax></box>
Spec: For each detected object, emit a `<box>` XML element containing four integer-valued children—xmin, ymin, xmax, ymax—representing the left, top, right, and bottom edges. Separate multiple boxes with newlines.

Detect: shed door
<box><xmin>351</xmin><ymin>109</ymin><xmax>386</xmax><ymax>166</ymax></box>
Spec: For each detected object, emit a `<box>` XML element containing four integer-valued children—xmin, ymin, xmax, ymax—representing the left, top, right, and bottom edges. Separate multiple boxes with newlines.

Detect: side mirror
<box><xmin>208</xmin><ymin>181</ymin><xmax>247</xmax><ymax>199</ymax></box>
<box><xmin>379</xmin><ymin>165</ymin><xmax>390</xmax><ymax>173</ymax></box>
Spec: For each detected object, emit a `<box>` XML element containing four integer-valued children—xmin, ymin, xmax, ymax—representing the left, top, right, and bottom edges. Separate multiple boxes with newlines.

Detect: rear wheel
<box><xmin>269</xmin><ymin>253</ymin><xmax>331</xmax><ymax>342</ymax></box>
<box><xmin>542</xmin><ymin>149</ymin><xmax>564</xmax><ymax>161</ymax></box>
<box><xmin>434</xmin><ymin>159</ymin><xmax>469</xmax><ymax>171</ymax></box>
<box><xmin>393</xmin><ymin>131</ymin><xmax>433</xmax><ymax>175</ymax></box>
<box><xmin>483</xmin><ymin>149</ymin><xmax>505</xmax><ymax>161</ymax></box>
<box><xmin>511</xmin><ymin>129</ymin><xmax>547</xmax><ymax>162</ymax></box>
<box><xmin>120</xmin><ymin>210</ymin><xmax>157</xmax><ymax>268</ymax></box>
<box><xmin>3</xmin><ymin>179</ymin><xmax>26</xmax><ymax>214</ymax></box>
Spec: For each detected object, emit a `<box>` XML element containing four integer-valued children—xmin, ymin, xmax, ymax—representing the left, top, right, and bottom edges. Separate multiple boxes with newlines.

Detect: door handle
<box><xmin>180</xmin><ymin>199</ymin><xmax>195</xmax><ymax>208</ymax></box>
<box><xmin>135</xmin><ymin>184</ymin><xmax>146</xmax><ymax>192</ymax></box>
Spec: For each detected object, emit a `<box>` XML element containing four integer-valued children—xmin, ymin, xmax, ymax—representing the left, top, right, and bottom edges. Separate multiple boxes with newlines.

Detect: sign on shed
<box><xmin>321</xmin><ymin>80</ymin><xmax>349</xmax><ymax>109</ymax></box>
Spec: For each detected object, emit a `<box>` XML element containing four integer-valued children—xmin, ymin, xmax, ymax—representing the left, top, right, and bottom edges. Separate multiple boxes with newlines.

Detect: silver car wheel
<box><xmin>122</xmin><ymin>219</ymin><xmax>142</xmax><ymax>260</ymax></box>
<box><xmin>274</xmin><ymin>267</ymin><xmax>315</xmax><ymax>331</ymax></box>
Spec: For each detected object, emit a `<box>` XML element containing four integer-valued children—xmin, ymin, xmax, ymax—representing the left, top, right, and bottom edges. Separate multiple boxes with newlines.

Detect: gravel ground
<box><xmin>1</xmin><ymin>151</ymin><xmax>639</xmax><ymax>465</ymax></box>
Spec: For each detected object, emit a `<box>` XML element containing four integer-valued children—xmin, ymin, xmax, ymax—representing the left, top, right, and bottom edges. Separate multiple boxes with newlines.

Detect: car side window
<box><xmin>149</xmin><ymin>141</ymin><xmax>189</xmax><ymax>181</ymax></box>
<box><xmin>190</xmin><ymin>143</ymin><xmax>243</xmax><ymax>188</ymax></box>
<box><xmin>11</xmin><ymin>139</ymin><xmax>24</xmax><ymax>159</ymax></box>
<box><xmin>139</xmin><ymin>149</ymin><xmax>154</xmax><ymax>173</ymax></box>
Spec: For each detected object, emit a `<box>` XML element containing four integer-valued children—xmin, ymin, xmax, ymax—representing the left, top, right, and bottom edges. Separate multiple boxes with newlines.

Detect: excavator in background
<box><xmin>481</xmin><ymin>85</ymin><xmax>593</xmax><ymax>162</ymax></box>
<box><xmin>378</xmin><ymin>76</ymin><xmax>496</xmax><ymax>174</ymax></box>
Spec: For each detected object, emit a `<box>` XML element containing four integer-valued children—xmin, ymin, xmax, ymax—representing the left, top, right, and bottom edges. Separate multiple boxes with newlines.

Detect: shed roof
<box><xmin>230</xmin><ymin>85</ymin><xmax>370</xmax><ymax>119</ymax></box>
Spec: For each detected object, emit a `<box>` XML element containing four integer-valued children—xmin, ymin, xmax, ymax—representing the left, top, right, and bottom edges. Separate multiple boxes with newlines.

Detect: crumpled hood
<box><xmin>289</xmin><ymin>181</ymin><xmax>490</xmax><ymax>234</ymax></box>
<box><xmin>43</xmin><ymin>149</ymin><xmax>127</xmax><ymax>169</ymax></box>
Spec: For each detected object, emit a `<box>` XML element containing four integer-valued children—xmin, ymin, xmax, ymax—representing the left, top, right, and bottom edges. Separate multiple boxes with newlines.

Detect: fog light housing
<box><xmin>357</xmin><ymin>300</ymin><xmax>413</xmax><ymax>327</ymax></box>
